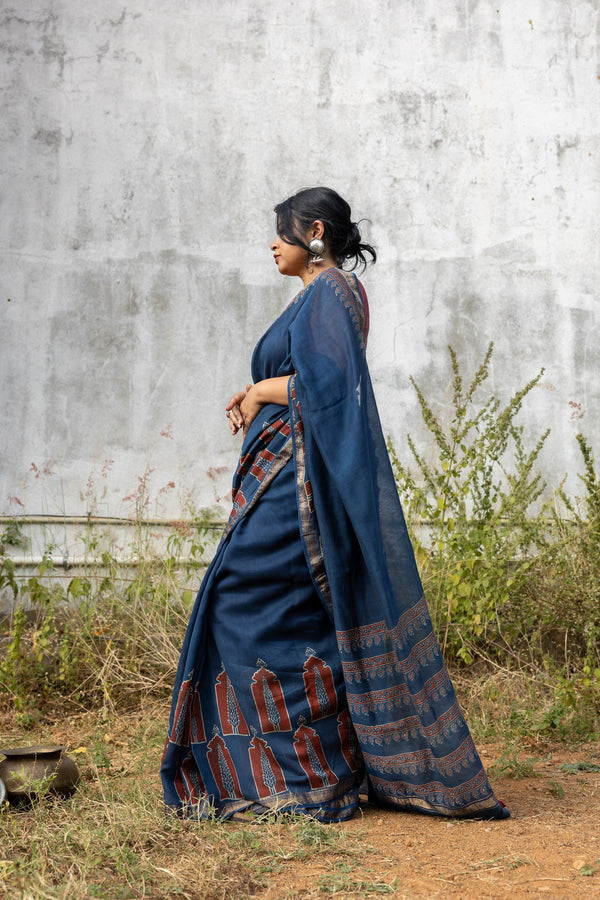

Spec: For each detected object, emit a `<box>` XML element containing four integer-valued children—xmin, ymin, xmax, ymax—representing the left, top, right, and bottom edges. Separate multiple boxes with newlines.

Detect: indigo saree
<box><xmin>161</xmin><ymin>269</ymin><xmax>509</xmax><ymax>821</ymax></box>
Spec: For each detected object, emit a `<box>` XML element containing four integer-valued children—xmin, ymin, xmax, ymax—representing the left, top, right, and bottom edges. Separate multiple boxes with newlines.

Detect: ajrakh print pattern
<box><xmin>322</xmin><ymin>269</ymin><xmax>368</xmax><ymax>350</ymax></box>
<box><xmin>169</xmin><ymin>676</ymin><xmax>206</xmax><ymax>745</ymax></box>
<box><xmin>249</xmin><ymin>730</ymin><xmax>287</xmax><ymax>798</ymax></box>
<box><xmin>215</xmin><ymin>667</ymin><xmax>250</xmax><ymax>736</ymax></box>
<box><xmin>303</xmin><ymin>651</ymin><xmax>338</xmax><ymax>721</ymax></box>
<box><xmin>336</xmin><ymin>595</ymin><xmax>504</xmax><ymax>816</ymax></box>
<box><xmin>294</xmin><ymin>720</ymin><xmax>339</xmax><ymax>789</ymax></box>
<box><xmin>221</xmin><ymin>416</ymin><xmax>292</xmax><ymax>542</ymax></box>
<box><xmin>251</xmin><ymin>662</ymin><xmax>293</xmax><ymax>733</ymax></box>
<box><xmin>207</xmin><ymin>730</ymin><xmax>243</xmax><ymax>801</ymax></box>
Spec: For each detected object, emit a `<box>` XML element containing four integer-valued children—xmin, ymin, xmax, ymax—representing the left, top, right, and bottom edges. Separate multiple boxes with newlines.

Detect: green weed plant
<box><xmin>0</xmin><ymin>511</ymin><xmax>213</xmax><ymax>720</ymax></box>
<box><xmin>389</xmin><ymin>342</ymin><xmax>549</xmax><ymax>664</ymax></box>
<box><xmin>389</xmin><ymin>343</ymin><xmax>599</xmax><ymax>737</ymax></box>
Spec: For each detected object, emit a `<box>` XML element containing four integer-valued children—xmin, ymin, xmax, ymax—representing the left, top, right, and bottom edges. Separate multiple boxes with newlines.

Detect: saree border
<box><xmin>170</xmin><ymin>772</ymin><xmax>361</xmax><ymax>823</ymax></box>
<box><xmin>289</xmin><ymin>374</ymin><xmax>333</xmax><ymax>619</ymax></box>
<box><xmin>219</xmin><ymin>437</ymin><xmax>293</xmax><ymax>546</ymax></box>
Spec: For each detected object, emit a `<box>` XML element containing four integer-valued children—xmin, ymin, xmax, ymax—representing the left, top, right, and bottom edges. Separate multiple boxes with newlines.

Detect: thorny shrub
<box><xmin>389</xmin><ymin>343</ymin><xmax>599</xmax><ymax>736</ymax></box>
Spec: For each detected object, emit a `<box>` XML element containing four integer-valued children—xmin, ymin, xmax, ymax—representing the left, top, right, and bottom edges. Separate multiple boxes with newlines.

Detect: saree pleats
<box><xmin>161</xmin><ymin>269</ymin><xmax>509</xmax><ymax>821</ymax></box>
<box><xmin>161</xmin><ymin>407</ymin><xmax>363</xmax><ymax>820</ymax></box>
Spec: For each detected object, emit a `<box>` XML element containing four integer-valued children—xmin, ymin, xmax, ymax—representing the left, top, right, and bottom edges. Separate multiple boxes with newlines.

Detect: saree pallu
<box><xmin>161</xmin><ymin>268</ymin><xmax>509</xmax><ymax>821</ymax></box>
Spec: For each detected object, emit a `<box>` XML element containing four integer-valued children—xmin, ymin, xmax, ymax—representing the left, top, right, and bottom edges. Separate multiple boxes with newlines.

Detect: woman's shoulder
<box><xmin>319</xmin><ymin>267</ymin><xmax>361</xmax><ymax>291</ymax></box>
<box><xmin>313</xmin><ymin>268</ymin><xmax>369</xmax><ymax>347</ymax></box>
<box><xmin>309</xmin><ymin>267</ymin><xmax>365</xmax><ymax>302</ymax></box>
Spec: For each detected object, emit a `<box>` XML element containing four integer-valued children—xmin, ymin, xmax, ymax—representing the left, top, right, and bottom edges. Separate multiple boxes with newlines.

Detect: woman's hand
<box><xmin>239</xmin><ymin>384</ymin><xmax>265</xmax><ymax>436</ymax></box>
<box><xmin>225</xmin><ymin>385</ymin><xmax>251</xmax><ymax>435</ymax></box>
<box><xmin>225</xmin><ymin>377</ymin><xmax>291</xmax><ymax>436</ymax></box>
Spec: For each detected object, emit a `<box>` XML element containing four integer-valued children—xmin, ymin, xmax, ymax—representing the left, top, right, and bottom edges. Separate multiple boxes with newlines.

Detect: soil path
<box><xmin>261</xmin><ymin>742</ymin><xmax>600</xmax><ymax>899</ymax></box>
<box><xmin>2</xmin><ymin>705</ymin><xmax>598</xmax><ymax>899</ymax></box>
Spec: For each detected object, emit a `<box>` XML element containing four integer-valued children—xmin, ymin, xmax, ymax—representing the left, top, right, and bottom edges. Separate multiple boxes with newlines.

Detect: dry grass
<box><xmin>1</xmin><ymin>668</ymin><xmax>598</xmax><ymax>899</ymax></box>
<box><xmin>0</xmin><ymin>703</ymin><xmax>374</xmax><ymax>900</ymax></box>
<box><xmin>1</xmin><ymin>468</ymin><xmax>599</xmax><ymax>897</ymax></box>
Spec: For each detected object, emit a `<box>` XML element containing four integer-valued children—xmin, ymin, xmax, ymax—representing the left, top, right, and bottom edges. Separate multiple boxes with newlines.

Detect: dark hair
<box><xmin>273</xmin><ymin>187</ymin><xmax>377</xmax><ymax>271</ymax></box>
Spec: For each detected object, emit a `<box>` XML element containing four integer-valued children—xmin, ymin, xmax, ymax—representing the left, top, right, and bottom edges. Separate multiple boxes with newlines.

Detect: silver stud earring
<box><xmin>308</xmin><ymin>238</ymin><xmax>325</xmax><ymax>262</ymax></box>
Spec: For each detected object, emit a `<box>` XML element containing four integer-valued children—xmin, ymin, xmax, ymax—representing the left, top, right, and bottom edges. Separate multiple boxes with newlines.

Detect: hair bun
<box><xmin>343</xmin><ymin>222</ymin><xmax>362</xmax><ymax>256</ymax></box>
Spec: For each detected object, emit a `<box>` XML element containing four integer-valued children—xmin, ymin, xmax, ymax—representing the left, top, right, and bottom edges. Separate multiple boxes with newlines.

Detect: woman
<box><xmin>161</xmin><ymin>187</ymin><xmax>508</xmax><ymax>821</ymax></box>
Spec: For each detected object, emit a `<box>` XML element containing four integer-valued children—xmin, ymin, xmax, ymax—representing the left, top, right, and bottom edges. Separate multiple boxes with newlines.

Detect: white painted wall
<box><xmin>1</xmin><ymin>0</ymin><xmax>599</xmax><ymax>530</ymax></box>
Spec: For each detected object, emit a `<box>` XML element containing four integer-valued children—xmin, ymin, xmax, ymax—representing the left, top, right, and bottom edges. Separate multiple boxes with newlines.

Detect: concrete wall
<box><xmin>1</xmin><ymin>0</ymin><xmax>599</xmax><ymax>536</ymax></box>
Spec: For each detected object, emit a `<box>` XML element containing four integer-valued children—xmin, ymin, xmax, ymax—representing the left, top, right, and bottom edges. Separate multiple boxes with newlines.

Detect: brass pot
<box><xmin>0</xmin><ymin>746</ymin><xmax>80</xmax><ymax>804</ymax></box>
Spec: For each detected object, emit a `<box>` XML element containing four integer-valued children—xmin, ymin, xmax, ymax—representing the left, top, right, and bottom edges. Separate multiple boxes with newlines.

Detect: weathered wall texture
<box><xmin>1</xmin><ymin>1</ymin><xmax>599</xmax><ymax>530</ymax></box>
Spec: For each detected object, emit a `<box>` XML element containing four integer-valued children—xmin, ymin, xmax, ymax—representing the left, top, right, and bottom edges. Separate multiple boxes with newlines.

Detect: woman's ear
<box><xmin>310</xmin><ymin>220</ymin><xmax>325</xmax><ymax>240</ymax></box>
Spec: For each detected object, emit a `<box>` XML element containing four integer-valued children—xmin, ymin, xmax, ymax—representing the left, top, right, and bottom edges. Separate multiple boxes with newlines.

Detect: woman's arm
<box><xmin>225</xmin><ymin>376</ymin><xmax>291</xmax><ymax>435</ymax></box>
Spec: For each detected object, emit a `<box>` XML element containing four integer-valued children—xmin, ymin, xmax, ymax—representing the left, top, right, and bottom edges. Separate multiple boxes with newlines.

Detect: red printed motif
<box><xmin>250</xmin><ymin>449</ymin><xmax>276</xmax><ymax>482</ymax></box>
<box><xmin>207</xmin><ymin>733</ymin><xmax>242</xmax><ymax>801</ymax></box>
<box><xmin>251</xmin><ymin>665</ymin><xmax>292</xmax><ymax>733</ymax></box>
<box><xmin>248</xmin><ymin>734</ymin><xmax>287</xmax><ymax>799</ymax></box>
<box><xmin>180</xmin><ymin>751</ymin><xmax>205</xmax><ymax>804</ymax></box>
<box><xmin>293</xmin><ymin>722</ymin><xmax>339</xmax><ymax>789</ymax></box>
<box><xmin>169</xmin><ymin>677</ymin><xmax>206</xmax><ymax>745</ymax></box>
<box><xmin>337</xmin><ymin>708</ymin><xmax>360</xmax><ymax>772</ymax></box>
<box><xmin>303</xmin><ymin>654</ymin><xmax>338</xmax><ymax>720</ymax></box>
<box><xmin>215</xmin><ymin>668</ymin><xmax>250</xmax><ymax>735</ymax></box>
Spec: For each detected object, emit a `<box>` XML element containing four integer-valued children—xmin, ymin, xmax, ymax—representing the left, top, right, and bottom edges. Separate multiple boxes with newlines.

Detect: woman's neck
<box><xmin>299</xmin><ymin>261</ymin><xmax>338</xmax><ymax>287</ymax></box>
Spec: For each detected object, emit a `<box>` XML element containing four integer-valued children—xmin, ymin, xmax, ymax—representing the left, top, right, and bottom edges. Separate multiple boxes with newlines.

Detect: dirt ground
<box><xmin>2</xmin><ymin>704</ymin><xmax>599</xmax><ymax>899</ymax></box>
<box><xmin>261</xmin><ymin>741</ymin><xmax>600</xmax><ymax>900</ymax></box>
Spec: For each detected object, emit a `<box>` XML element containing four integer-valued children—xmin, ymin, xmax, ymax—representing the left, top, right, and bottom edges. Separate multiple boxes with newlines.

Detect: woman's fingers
<box><xmin>239</xmin><ymin>388</ymin><xmax>263</xmax><ymax>436</ymax></box>
<box><xmin>226</xmin><ymin>385</ymin><xmax>256</xmax><ymax>435</ymax></box>
<box><xmin>226</xmin><ymin>393</ymin><xmax>248</xmax><ymax>434</ymax></box>
<box><xmin>227</xmin><ymin>412</ymin><xmax>239</xmax><ymax>434</ymax></box>
<box><xmin>226</xmin><ymin>391</ymin><xmax>247</xmax><ymax>411</ymax></box>
<box><xmin>226</xmin><ymin>404</ymin><xmax>243</xmax><ymax>432</ymax></box>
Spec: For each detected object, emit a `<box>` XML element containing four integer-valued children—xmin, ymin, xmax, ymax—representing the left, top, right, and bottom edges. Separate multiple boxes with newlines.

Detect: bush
<box><xmin>389</xmin><ymin>343</ymin><xmax>600</xmax><ymax>737</ymax></box>
<box><xmin>389</xmin><ymin>342</ymin><xmax>549</xmax><ymax>664</ymax></box>
<box><xmin>0</xmin><ymin>514</ymin><xmax>213</xmax><ymax>720</ymax></box>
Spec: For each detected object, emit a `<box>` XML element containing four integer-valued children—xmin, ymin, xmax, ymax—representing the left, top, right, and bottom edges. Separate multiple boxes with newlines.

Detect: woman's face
<box><xmin>270</xmin><ymin>230</ymin><xmax>309</xmax><ymax>279</ymax></box>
